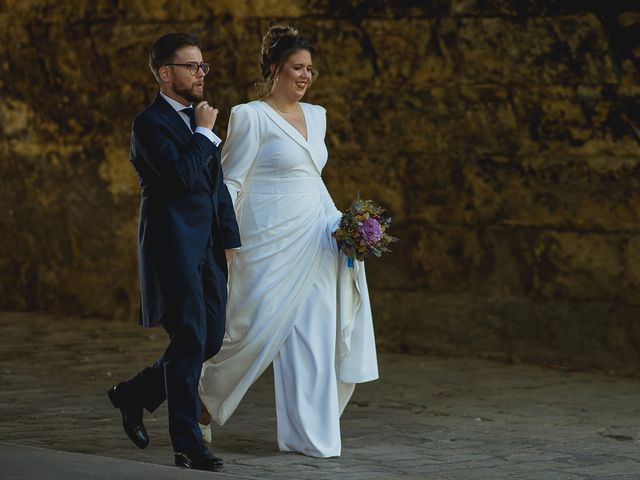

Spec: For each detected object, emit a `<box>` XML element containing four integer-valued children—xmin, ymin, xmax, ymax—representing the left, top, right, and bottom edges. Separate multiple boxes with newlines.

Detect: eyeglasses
<box><xmin>164</xmin><ymin>62</ymin><xmax>210</xmax><ymax>75</ymax></box>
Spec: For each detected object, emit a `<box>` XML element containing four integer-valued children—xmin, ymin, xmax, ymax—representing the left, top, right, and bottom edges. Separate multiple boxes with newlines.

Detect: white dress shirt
<box><xmin>159</xmin><ymin>91</ymin><xmax>222</xmax><ymax>147</ymax></box>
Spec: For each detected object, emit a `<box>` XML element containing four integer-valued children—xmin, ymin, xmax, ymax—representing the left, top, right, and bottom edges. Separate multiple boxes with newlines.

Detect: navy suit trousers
<box><xmin>128</xmin><ymin>245</ymin><xmax>227</xmax><ymax>453</ymax></box>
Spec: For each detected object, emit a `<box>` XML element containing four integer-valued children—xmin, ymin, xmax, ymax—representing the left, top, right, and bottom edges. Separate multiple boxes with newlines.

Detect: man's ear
<box><xmin>158</xmin><ymin>65</ymin><xmax>171</xmax><ymax>82</ymax></box>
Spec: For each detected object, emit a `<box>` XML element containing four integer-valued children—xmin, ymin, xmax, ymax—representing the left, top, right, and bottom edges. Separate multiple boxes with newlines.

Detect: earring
<box><xmin>275</xmin><ymin>76</ymin><xmax>279</xmax><ymax>82</ymax></box>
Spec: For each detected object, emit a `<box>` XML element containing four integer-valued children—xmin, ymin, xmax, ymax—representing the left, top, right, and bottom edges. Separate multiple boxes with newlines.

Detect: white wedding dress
<box><xmin>198</xmin><ymin>100</ymin><xmax>378</xmax><ymax>458</ymax></box>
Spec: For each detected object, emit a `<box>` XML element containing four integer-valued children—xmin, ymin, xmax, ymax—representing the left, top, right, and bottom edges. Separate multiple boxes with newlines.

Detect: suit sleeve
<box><xmin>132</xmin><ymin>114</ymin><xmax>216</xmax><ymax>190</ymax></box>
<box><xmin>221</xmin><ymin>104</ymin><xmax>261</xmax><ymax>204</ymax></box>
<box><xmin>216</xmin><ymin>172</ymin><xmax>241</xmax><ymax>249</ymax></box>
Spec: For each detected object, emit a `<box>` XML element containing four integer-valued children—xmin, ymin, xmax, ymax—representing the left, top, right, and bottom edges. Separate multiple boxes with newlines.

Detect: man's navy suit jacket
<box><xmin>130</xmin><ymin>94</ymin><xmax>241</xmax><ymax>327</ymax></box>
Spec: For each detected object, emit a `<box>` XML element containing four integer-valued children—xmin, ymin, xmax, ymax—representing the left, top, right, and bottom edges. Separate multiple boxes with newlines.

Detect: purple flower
<box><xmin>359</xmin><ymin>218</ymin><xmax>382</xmax><ymax>245</ymax></box>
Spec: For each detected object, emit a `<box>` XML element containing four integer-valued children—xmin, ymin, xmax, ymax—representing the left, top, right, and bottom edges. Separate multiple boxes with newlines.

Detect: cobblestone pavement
<box><xmin>1</xmin><ymin>311</ymin><xmax>640</xmax><ymax>479</ymax></box>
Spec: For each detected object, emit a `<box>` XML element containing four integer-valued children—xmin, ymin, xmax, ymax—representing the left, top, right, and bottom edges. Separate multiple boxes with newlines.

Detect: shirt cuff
<box><xmin>195</xmin><ymin>127</ymin><xmax>222</xmax><ymax>147</ymax></box>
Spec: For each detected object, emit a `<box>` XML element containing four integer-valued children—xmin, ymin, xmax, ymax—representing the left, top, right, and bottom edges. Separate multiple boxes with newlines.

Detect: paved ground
<box><xmin>1</xmin><ymin>311</ymin><xmax>640</xmax><ymax>479</ymax></box>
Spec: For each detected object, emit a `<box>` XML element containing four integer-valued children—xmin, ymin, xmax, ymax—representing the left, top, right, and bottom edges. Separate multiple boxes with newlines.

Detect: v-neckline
<box><xmin>260</xmin><ymin>100</ymin><xmax>309</xmax><ymax>142</ymax></box>
<box><xmin>254</xmin><ymin>100</ymin><xmax>323</xmax><ymax>175</ymax></box>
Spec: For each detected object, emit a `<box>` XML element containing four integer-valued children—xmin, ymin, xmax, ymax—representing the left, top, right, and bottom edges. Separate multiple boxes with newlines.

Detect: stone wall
<box><xmin>1</xmin><ymin>1</ymin><xmax>639</xmax><ymax>371</ymax></box>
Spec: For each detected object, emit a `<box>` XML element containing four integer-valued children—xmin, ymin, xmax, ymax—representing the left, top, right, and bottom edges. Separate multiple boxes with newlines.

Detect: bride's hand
<box><xmin>225</xmin><ymin>249</ymin><xmax>237</xmax><ymax>263</ymax></box>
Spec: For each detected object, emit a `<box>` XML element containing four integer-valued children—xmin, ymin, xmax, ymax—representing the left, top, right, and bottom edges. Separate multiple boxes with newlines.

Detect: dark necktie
<box><xmin>182</xmin><ymin>107</ymin><xmax>212</xmax><ymax>167</ymax></box>
<box><xmin>181</xmin><ymin>107</ymin><xmax>196</xmax><ymax>132</ymax></box>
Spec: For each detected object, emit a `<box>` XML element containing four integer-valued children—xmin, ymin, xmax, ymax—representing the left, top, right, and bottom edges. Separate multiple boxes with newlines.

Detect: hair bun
<box><xmin>260</xmin><ymin>25</ymin><xmax>299</xmax><ymax>79</ymax></box>
<box><xmin>264</xmin><ymin>25</ymin><xmax>298</xmax><ymax>46</ymax></box>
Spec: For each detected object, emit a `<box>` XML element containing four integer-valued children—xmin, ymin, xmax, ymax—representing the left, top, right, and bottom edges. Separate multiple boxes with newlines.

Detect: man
<box><xmin>107</xmin><ymin>32</ymin><xmax>240</xmax><ymax>472</ymax></box>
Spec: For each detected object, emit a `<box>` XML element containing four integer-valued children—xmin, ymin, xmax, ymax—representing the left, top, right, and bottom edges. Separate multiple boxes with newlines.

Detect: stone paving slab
<box><xmin>1</xmin><ymin>311</ymin><xmax>640</xmax><ymax>479</ymax></box>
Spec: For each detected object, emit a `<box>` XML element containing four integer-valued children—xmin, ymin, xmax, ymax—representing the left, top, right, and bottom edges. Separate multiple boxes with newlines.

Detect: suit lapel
<box><xmin>153</xmin><ymin>94</ymin><xmax>215</xmax><ymax>187</ymax></box>
<box><xmin>153</xmin><ymin>94</ymin><xmax>192</xmax><ymax>142</ymax></box>
<box><xmin>256</xmin><ymin>101</ymin><xmax>323</xmax><ymax>174</ymax></box>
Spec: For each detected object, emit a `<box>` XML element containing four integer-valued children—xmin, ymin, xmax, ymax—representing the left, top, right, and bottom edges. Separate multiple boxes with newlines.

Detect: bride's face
<box><xmin>274</xmin><ymin>49</ymin><xmax>314</xmax><ymax>101</ymax></box>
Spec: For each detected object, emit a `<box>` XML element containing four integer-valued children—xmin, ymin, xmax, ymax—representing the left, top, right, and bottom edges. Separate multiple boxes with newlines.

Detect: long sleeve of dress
<box><xmin>315</xmin><ymin>106</ymin><xmax>342</xmax><ymax>233</ymax></box>
<box><xmin>221</xmin><ymin>104</ymin><xmax>261</xmax><ymax>204</ymax></box>
<box><xmin>321</xmin><ymin>181</ymin><xmax>342</xmax><ymax>234</ymax></box>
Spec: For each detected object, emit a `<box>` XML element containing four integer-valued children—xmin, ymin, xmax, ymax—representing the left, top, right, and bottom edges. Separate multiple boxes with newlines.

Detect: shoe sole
<box><xmin>175</xmin><ymin>462</ymin><xmax>224</xmax><ymax>472</ymax></box>
<box><xmin>175</xmin><ymin>453</ymin><xmax>223</xmax><ymax>471</ymax></box>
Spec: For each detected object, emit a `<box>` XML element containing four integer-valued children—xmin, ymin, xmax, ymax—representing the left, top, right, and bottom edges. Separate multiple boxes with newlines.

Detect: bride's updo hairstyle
<box><xmin>257</xmin><ymin>25</ymin><xmax>317</xmax><ymax>98</ymax></box>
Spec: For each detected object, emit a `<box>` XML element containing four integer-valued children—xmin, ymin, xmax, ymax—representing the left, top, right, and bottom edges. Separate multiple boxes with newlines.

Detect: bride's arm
<box><xmin>320</xmin><ymin>180</ymin><xmax>342</xmax><ymax>233</ymax></box>
<box><xmin>317</xmin><ymin>105</ymin><xmax>342</xmax><ymax>233</ymax></box>
<box><xmin>221</xmin><ymin>104</ymin><xmax>261</xmax><ymax>204</ymax></box>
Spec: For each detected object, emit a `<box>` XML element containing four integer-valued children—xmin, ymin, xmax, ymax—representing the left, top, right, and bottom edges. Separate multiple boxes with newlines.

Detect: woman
<box><xmin>198</xmin><ymin>25</ymin><xmax>378</xmax><ymax>458</ymax></box>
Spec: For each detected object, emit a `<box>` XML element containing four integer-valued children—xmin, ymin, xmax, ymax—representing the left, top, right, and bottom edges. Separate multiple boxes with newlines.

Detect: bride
<box><xmin>198</xmin><ymin>25</ymin><xmax>378</xmax><ymax>458</ymax></box>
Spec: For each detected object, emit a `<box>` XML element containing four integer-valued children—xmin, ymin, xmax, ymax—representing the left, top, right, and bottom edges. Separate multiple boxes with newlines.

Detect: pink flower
<box><xmin>359</xmin><ymin>217</ymin><xmax>382</xmax><ymax>245</ymax></box>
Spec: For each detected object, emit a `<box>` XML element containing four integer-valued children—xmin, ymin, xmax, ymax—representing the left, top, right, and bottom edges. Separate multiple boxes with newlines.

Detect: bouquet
<box><xmin>332</xmin><ymin>194</ymin><xmax>397</xmax><ymax>267</ymax></box>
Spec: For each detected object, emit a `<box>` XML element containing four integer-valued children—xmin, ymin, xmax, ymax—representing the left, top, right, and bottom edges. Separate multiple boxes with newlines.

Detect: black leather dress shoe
<box><xmin>107</xmin><ymin>383</ymin><xmax>149</xmax><ymax>449</ymax></box>
<box><xmin>174</xmin><ymin>446</ymin><xmax>224</xmax><ymax>472</ymax></box>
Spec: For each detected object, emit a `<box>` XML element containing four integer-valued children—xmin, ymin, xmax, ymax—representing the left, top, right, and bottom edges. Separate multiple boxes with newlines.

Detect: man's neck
<box><xmin>160</xmin><ymin>88</ymin><xmax>191</xmax><ymax>107</ymax></box>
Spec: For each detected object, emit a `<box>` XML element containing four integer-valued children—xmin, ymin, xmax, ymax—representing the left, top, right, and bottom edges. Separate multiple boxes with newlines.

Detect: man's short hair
<box><xmin>149</xmin><ymin>32</ymin><xmax>201</xmax><ymax>83</ymax></box>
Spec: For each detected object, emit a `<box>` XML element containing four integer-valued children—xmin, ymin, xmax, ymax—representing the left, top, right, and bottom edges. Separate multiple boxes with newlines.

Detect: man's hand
<box><xmin>195</xmin><ymin>101</ymin><xmax>218</xmax><ymax>130</ymax></box>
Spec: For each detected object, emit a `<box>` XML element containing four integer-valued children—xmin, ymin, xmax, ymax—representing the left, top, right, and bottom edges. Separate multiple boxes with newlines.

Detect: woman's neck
<box><xmin>268</xmin><ymin>92</ymin><xmax>298</xmax><ymax>114</ymax></box>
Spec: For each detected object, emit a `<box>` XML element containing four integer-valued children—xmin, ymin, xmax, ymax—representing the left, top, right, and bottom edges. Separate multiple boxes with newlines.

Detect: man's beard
<box><xmin>174</xmin><ymin>83</ymin><xmax>203</xmax><ymax>103</ymax></box>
